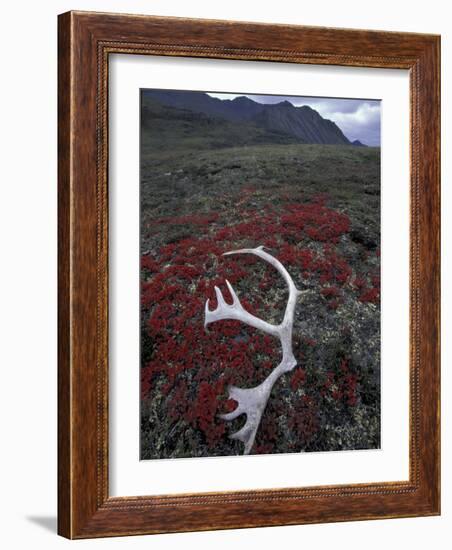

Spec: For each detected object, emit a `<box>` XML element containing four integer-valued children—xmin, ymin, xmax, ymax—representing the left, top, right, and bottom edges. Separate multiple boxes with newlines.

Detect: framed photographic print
<box><xmin>58</xmin><ymin>11</ymin><xmax>440</xmax><ymax>538</ymax></box>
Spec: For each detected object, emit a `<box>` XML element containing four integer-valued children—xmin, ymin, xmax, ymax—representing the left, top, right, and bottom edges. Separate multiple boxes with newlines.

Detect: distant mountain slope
<box><xmin>140</xmin><ymin>96</ymin><xmax>300</xmax><ymax>152</ymax></box>
<box><xmin>351</xmin><ymin>139</ymin><xmax>367</xmax><ymax>147</ymax></box>
<box><xmin>142</xmin><ymin>90</ymin><xmax>262</xmax><ymax>122</ymax></box>
<box><xmin>143</xmin><ymin>90</ymin><xmax>351</xmax><ymax>145</ymax></box>
<box><xmin>252</xmin><ymin>101</ymin><xmax>350</xmax><ymax>145</ymax></box>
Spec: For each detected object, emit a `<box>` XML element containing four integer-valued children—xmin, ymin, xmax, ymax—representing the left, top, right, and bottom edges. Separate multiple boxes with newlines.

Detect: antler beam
<box><xmin>204</xmin><ymin>245</ymin><xmax>302</xmax><ymax>455</ymax></box>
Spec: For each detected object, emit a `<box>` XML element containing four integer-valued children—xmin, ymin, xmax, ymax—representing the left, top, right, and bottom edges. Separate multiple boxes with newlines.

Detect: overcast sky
<box><xmin>208</xmin><ymin>93</ymin><xmax>381</xmax><ymax>146</ymax></box>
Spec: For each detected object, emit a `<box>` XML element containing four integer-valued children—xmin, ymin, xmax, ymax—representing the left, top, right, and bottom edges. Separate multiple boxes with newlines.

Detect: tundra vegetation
<box><xmin>140</xmin><ymin>92</ymin><xmax>381</xmax><ymax>459</ymax></box>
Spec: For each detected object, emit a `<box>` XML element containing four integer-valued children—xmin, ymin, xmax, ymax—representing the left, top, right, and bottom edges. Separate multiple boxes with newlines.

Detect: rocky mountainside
<box><xmin>140</xmin><ymin>96</ymin><xmax>300</xmax><ymax>152</ymax></box>
<box><xmin>143</xmin><ymin>90</ymin><xmax>352</xmax><ymax>146</ymax></box>
<box><xmin>252</xmin><ymin>101</ymin><xmax>350</xmax><ymax>145</ymax></box>
<box><xmin>351</xmin><ymin>139</ymin><xmax>367</xmax><ymax>147</ymax></box>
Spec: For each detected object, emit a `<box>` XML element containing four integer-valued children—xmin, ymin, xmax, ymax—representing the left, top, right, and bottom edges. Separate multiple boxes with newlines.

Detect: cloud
<box><xmin>296</xmin><ymin>99</ymin><xmax>381</xmax><ymax>146</ymax></box>
<box><xmin>207</xmin><ymin>93</ymin><xmax>381</xmax><ymax>146</ymax></box>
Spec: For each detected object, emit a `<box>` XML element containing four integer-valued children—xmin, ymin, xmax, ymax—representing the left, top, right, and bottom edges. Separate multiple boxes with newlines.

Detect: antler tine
<box><xmin>218</xmin><ymin>408</ymin><xmax>243</xmax><ymax>422</ymax></box>
<box><xmin>214</xmin><ymin>286</ymin><xmax>226</xmax><ymax>307</ymax></box>
<box><xmin>204</xmin><ymin>279</ymin><xmax>279</xmax><ymax>337</ymax></box>
<box><xmin>229</xmin><ymin>424</ymin><xmax>256</xmax><ymax>455</ymax></box>
<box><xmin>204</xmin><ymin>284</ymin><xmax>234</xmax><ymax>328</ymax></box>
<box><xmin>225</xmin><ymin>279</ymin><xmax>240</xmax><ymax>305</ymax></box>
<box><xmin>218</xmin><ymin>382</ymin><xmax>272</xmax><ymax>454</ymax></box>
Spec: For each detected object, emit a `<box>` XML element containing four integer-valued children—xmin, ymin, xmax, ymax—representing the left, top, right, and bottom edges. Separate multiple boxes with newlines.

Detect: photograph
<box><xmin>139</xmin><ymin>89</ymin><xmax>382</xmax><ymax>459</ymax></box>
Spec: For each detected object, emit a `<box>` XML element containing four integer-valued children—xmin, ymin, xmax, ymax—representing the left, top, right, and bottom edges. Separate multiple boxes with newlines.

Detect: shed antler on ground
<box><xmin>205</xmin><ymin>245</ymin><xmax>306</xmax><ymax>454</ymax></box>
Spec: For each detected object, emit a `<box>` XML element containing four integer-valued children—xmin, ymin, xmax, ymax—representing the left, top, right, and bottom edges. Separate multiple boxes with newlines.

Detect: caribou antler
<box><xmin>204</xmin><ymin>245</ymin><xmax>303</xmax><ymax>455</ymax></box>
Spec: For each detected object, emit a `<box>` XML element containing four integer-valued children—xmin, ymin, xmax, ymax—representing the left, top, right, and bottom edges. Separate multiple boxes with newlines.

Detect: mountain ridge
<box><xmin>140</xmin><ymin>96</ymin><xmax>301</xmax><ymax>152</ymax></box>
<box><xmin>142</xmin><ymin>90</ymin><xmax>356</xmax><ymax>146</ymax></box>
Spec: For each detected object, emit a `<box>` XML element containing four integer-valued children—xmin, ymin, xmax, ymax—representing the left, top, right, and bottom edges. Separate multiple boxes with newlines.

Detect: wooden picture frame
<box><xmin>58</xmin><ymin>10</ymin><xmax>440</xmax><ymax>538</ymax></box>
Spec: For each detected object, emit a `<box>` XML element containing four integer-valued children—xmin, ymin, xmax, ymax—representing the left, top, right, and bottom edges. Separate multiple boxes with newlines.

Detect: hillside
<box><xmin>141</xmin><ymin>96</ymin><xmax>300</xmax><ymax>153</ymax></box>
<box><xmin>142</xmin><ymin>90</ymin><xmax>352</xmax><ymax>146</ymax></box>
<box><xmin>252</xmin><ymin>101</ymin><xmax>350</xmax><ymax>145</ymax></box>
